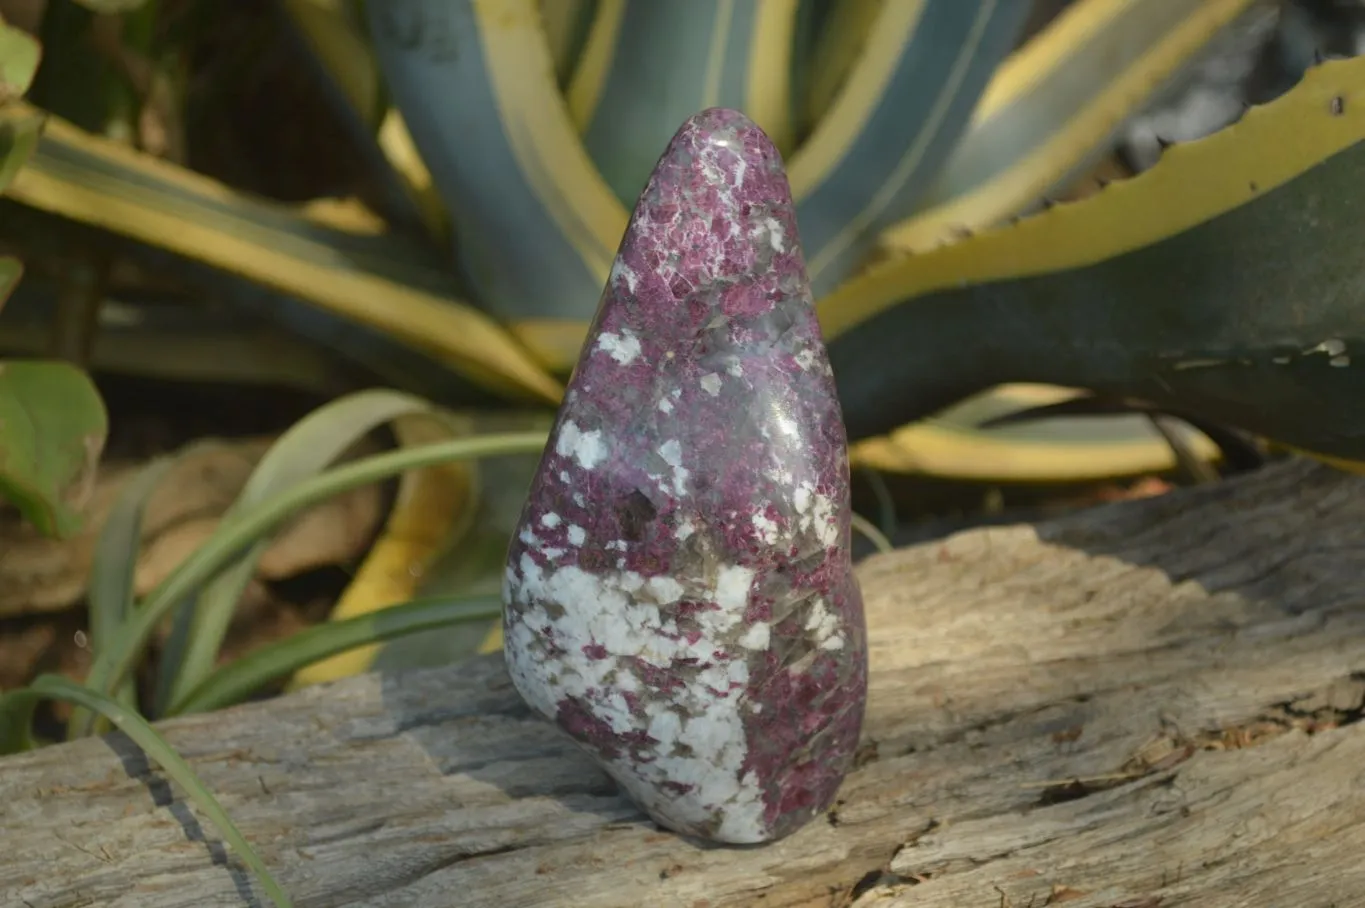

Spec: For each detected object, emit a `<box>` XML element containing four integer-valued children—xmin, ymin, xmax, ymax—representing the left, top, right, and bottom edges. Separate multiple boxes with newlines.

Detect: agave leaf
<box><xmin>0</xmin><ymin>14</ymin><xmax>42</xmax><ymax>102</ymax></box>
<box><xmin>0</xmin><ymin>359</ymin><xmax>106</xmax><ymax>539</ymax></box>
<box><xmin>365</xmin><ymin>0</ymin><xmax>629</xmax><ymax>370</ymax></box>
<box><xmin>5</xmin><ymin>107</ymin><xmax>563</xmax><ymax>403</ymax></box>
<box><xmin>282</xmin><ymin>0</ymin><xmax>385</xmax><ymax>125</ymax></box>
<box><xmin>880</xmin><ymin>0</ymin><xmax>1261</xmax><ymax>253</ymax></box>
<box><xmin>568</xmin><ymin>0</ymin><xmax>798</xmax><ymax>203</ymax></box>
<box><xmin>542</xmin><ymin>0</ymin><xmax>598</xmax><ymax>87</ymax></box>
<box><xmin>280</xmin><ymin>0</ymin><xmax>444</xmax><ymax>240</ymax></box>
<box><xmin>286</xmin><ymin>410</ymin><xmax>482</xmax><ymax>689</ymax></box>
<box><xmin>823</xmin><ymin>55</ymin><xmax>1365</xmax><ymax>466</ymax></box>
<box><xmin>848</xmin><ymin>384</ymin><xmax>1221</xmax><ymax>484</ymax></box>
<box><xmin>800</xmin><ymin>0</ymin><xmax>881</xmax><ymax>134</ymax></box>
<box><xmin>788</xmin><ymin>0</ymin><xmax>1031</xmax><ymax>297</ymax></box>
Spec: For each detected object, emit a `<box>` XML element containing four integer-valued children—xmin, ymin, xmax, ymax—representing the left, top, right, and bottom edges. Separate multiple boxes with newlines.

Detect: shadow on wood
<box><xmin>3</xmin><ymin>458</ymin><xmax>1364</xmax><ymax>907</ymax></box>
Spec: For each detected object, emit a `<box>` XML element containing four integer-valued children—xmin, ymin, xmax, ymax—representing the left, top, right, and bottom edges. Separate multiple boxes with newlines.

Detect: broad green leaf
<box><xmin>176</xmin><ymin>595</ymin><xmax>501</xmax><ymax>715</ymax></box>
<box><xmin>0</xmin><ymin>360</ymin><xmax>106</xmax><ymax>538</ymax></box>
<box><xmin>821</xmin><ymin>55</ymin><xmax>1365</xmax><ymax>467</ymax></box>
<box><xmin>6</xmin><ymin>106</ymin><xmax>562</xmax><ymax>404</ymax></box>
<box><xmin>881</xmin><ymin>0</ymin><xmax>1259</xmax><ymax>253</ymax></box>
<box><xmin>365</xmin><ymin>0</ymin><xmax>629</xmax><ymax>370</ymax></box>
<box><xmin>0</xmin><ymin>15</ymin><xmax>42</xmax><ymax>102</ymax></box>
<box><xmin>2</xmin><ymin>675</ymin><xmax>292</xmax><ymax>908</ymax></box>
<box><xmin>68</xmin><ymin>427</ymin><xmax>550</xmax><ymax>734</ymax></box>
<box><xmin>568</xmin><ymin>0</ymin><xmax>798</xmax><ymax>203</ymax></box>
<box><xmin>0</xmin><ymin>106</ymin><xmax>43</xmax><ymax>192</ymax></box>
<box><xmin>788</xmin><ymin>0</ymin><xmax>1031</xmax><ymax>297</ymax></box>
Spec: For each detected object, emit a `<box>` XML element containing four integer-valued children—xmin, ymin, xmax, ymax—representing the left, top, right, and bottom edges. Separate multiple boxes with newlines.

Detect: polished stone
<box><xmin>502</xmin><ymin>108</ymin><xmax>867</xmax><ymax>844</ymax></box>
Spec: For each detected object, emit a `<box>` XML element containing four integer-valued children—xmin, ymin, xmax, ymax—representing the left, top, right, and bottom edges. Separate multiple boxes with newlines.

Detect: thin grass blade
<box><xmin>176</xmin><ymin>595</ymin><xmax>501</xmax><ymax>715</ymax></box>
<box><xmin>159</xmin><ymin>390</ymin><xmax>454</xmax><ymax>711</ymax></box>
<box><xmin>27</xmin><ymin>674</ymin><xmax>293</xmax><ymax>908</ymax></box>
<box><xmin>70</xmin><ymin>430</ymin><xmax>549</xmax><ymax>737</ymax></box>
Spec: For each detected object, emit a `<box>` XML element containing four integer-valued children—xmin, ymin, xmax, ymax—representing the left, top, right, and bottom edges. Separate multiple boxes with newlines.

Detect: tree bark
<box><xmin>3</xmin><ymin>457</ymin><xmax>1364</xmax><ymax>908</ymax></box>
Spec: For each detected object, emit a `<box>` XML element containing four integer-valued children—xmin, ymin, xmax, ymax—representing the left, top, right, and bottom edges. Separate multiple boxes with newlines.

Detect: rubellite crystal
<box><xmin>502</xmin><ymin>108</ymin><xmax>868</xmax><ymax>845</ymax></box>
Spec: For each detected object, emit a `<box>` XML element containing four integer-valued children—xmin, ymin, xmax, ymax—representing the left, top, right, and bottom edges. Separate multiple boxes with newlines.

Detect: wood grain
<box><xmin>3</xmin><ymin>457</ymin><xmax>1364</xmax><ymax>907</ymax></box>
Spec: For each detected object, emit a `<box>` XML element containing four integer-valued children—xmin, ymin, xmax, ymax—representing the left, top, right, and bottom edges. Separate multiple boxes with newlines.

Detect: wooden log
<box><xmin>4</xmin><ymin>457</ymin><xmax>1365</xmax><ymax>908</ymax></box>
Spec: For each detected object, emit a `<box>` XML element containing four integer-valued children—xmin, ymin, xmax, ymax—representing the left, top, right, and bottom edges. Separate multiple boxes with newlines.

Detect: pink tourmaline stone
<box><xmin>502</xmin><ymin>108</ymin><xmax>868</xmax><ymax>844</ymax></box>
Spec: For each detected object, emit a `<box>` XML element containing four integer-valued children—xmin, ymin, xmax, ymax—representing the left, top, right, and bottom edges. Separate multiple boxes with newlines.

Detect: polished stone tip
<box><xmin>502</xmin><ymin>108</ymin><xmax>868</xmax><ymax>845</ymax></box>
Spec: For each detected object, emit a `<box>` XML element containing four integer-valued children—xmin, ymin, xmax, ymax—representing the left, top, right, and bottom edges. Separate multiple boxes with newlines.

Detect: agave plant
<box><xmin>7</xmin><ymin>0</ymin><xmax>1342</xmax><ymax>482</ymax></box>
<box><xmin>5</xmin><ymin>0</ymin><xmax>1365</xmax><ymax>682</ymax></box>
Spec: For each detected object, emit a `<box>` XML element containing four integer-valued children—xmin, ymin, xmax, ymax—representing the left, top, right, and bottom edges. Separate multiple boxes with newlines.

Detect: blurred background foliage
<box><xmin>3</xmin><ymin>0</ymin><xmax>1365</xmax><ymax>735</ymax></box>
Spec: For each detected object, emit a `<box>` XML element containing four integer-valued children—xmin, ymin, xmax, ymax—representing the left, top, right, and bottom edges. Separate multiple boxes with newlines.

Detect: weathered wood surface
<box><xmin>4</xmin><ymin>457</ymin><xmax>1365</xmax><ymax>908</ymax></box>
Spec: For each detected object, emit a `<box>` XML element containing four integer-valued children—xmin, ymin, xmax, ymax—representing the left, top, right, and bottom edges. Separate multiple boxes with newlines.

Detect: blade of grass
<box><xmin>88</xmin><ymin>455</ymin><xmax>177</xmax><ymax>718</ymax></box>
<box><xmin>174</xmin><ymin>595</ymin><xmax>501</xmax><ymax>716</ymax></box>
<box><xmin>158</xmin><ymin>389</ymin><xmax>459</xmax><ymax>713</ymax></box>
<box><xmin>15</xmin><ymin>675</ymin><xmax>293</xmax><ymax>908</ymax></box>
<box><xmin>287</xmin><ymin>412</ymin><xmax>482</xmax><ymax>689</ymax></box>
<box><xmin>69</xmin><ymin>429</ymin><xmax>550</xmax><ymax>738</ymax></box>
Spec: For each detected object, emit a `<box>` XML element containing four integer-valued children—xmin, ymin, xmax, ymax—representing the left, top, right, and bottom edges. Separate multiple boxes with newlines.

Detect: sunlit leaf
<box><xmin>0</xmin><ymin>15</ymin><xmax>42</xmax><ymax>102</ymax></box>
<box><xmin>6</xmin><ymin>107</ymin><xmax>562</xmax><ymax>403</ymax></box>
<box><xmin>823</xmin><ymin>56</ymin><xmax>1365</xmax><ymax>469</ymax></box>
<box><xmin>788</xmin><ymin>0</ymin><xmax>1031</xmax><ymax>297</ymax></box>
<box><xmin>881</xmin><ymin>0</ymin><xmax>1259</xmax><ymax>253</ymax></box>
<box><xmin>568</xmin><ymin>0</ymin><xmax>798</xmax><ymax>203</ymax></box>
<box><xmin>365</xmin><ymin>0</ymin><xmax>628</xmax><ymax>371</ymax></box>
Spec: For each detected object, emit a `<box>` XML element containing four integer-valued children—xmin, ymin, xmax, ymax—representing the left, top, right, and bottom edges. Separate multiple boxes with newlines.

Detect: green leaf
<box><xmin>822</xmin><ymin>55</ymin><xmax>1365</xmax><ymax>466</ymax></box>
<box><xmin>7</xmin><ymin>104</ymin><xmax>563</xmax><ymax>404</ymax></box>
<box><xmin>788</xmin><ymin>0</ymin><xmax>1031</xmax><ymax>297</ymax></box>
<box><xmin>0</xmin><ymin>105</ymin><xmax>44</xmax><ymax>193</ymax></box>
<box><xmin>365</xmin><ymin>0</ymin><xmax>629</xmax><ymax>369</ymax></box>
<box><xmin>883</xmin><ymin>0</ymin><xmax>1260</xmax><ymax>253</ymax></box>
<box><xmin>87</xmin><ymin>455</ymin><xmax>179</xmax><ymax>718</ymax></box>
<box><xmin>173</xmin><ymin>595</ymin><xmax>501</xmax><ymax>716</ymax></box>
<box><xmin>0</xmin><ymin>15</ymin><xmax>42</xmax><ymax>102</ymax></box>
<box><xmin>568</xmin><ymin>0</ymin><xmax>798</xmax><ymax>203</ymax></box>
<box><xmin>69</xmin><ymin>428</ymin><xmax>549</xmax><ymax>736</ymax></box>
<box><xmin>158</xmin><ymin>390</ymin><xmax>456</xmax><ymax>712</ymax></box>
<box><xmin>5</xmin><ymin>676</ymin><xmax>293</xmax><ymax>908</ymax></box>
<box><xmin>0</xmin><ymin>360</ymin><xmax>107</xmax><ymax>538</ymax></box>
